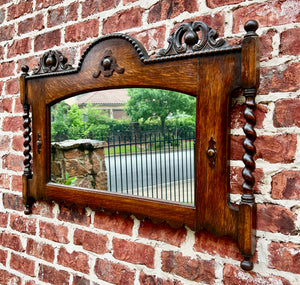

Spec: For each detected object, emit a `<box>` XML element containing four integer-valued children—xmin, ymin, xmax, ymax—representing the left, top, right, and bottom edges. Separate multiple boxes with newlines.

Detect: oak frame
<box><xmin>20</xmin><ymin>20</ymin><xmax>259</xmax><ymax>270</ymax></box>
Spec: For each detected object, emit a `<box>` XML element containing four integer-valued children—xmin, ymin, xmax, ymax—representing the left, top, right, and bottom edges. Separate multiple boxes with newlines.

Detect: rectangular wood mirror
<box><xmin>20</xmin><ymin>20</ymin><xmax>260</xmax><ymax>270</ymax></box>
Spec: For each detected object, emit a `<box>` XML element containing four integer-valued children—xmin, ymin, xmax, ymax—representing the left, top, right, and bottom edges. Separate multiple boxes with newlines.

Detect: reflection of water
<box><xmin>105</xmin><ymin>149</ymin><xmax>195</xmax><ymax>204</ymax></box>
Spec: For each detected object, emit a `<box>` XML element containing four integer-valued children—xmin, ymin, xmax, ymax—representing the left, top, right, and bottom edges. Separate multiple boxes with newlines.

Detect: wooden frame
<box><xmin>20</xmin><ymin>20</ymin><xmax>259</xmax><ymax>270</ymax></box>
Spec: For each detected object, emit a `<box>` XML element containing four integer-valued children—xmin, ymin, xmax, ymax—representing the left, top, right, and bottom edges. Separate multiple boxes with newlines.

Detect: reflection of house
<box><xmin>75</xmin><ymin>89</ymin><xmax>129</xmax><ymax>119</ymax></box>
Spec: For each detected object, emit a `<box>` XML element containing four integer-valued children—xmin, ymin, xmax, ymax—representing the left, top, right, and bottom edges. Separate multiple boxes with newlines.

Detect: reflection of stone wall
<box><xmin>51</xmin><ymin>139</ymin><xmax>107</xmax><ymax>190</ymax></box>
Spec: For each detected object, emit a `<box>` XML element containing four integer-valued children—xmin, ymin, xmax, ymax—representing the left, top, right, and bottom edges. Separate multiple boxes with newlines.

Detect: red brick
<box><xmin>274</xmin><ymin>98</ymin><xmax>300</xmax><ymax>127</ymax></box>
<box><xmin>272</xmin><ymin>171</ymin><xmax>300</xmax><ymax>200</ymax></box>
<box><xmin>57</xmin><ymin>247</ymin><xmax>89</xmax><ymax>274</ymax></box>
<box><xmin>103</xmin><ymin>7</ymin><xmax>143</xmax><ymax>34</ymax></box>
<box><xmin>12</xmin><ymin>175</ymin><xmax>22</xmax><ymax>192</ymax></box>
<box><xmin>18</xmin><ymin>14</ymin><xmax>44</xmax><ymax>35</ymax></box>
<box><xmin>94</xmin><ymin>212</ymin><xmax>134</xmax><ymax>235</ymax></box>
<box><xmin>8</xmin><ymin>0</ymin><xmax>33</xmax><ymax>20</ymax></box>
<box><xmin>10</xmin><ymin>253</ymin><xmax>35</xmax><ymax>277</ymax></box>
<box><xmin>26</xmin><ymin>238</ymin><xmax>55</xmax><ymax>262</ymax></box>
<box><xmin>12</xmin><ymin>135</ymin><xmax>23</xmax><ymax>152</ymax></box>
<box><xmin>230</xmin><ymin>166</ymin><xmax>263</xmax><ymax>195</ymax></box>
<box><xmin>161</xmin><ymin>251</ymin><xmax>216</xmax><ymax>283</ymax></box>
<box><xmin>17</xmin><ymin>55</ymin><xmax>40</xmax><ymax>73</ymax></box>
<box><xmin>257</xmin><ymin>204</ymin><xmax>296</xmax><ymax>235</ymax></box>
<box><xmin>34</xmin><ymin>30</ymin><xmax>61</xmax><ymax>52</ymax></box>
<box><xmin>2</xmin><ymin>116</ymin><xmax>23</xmax><ymax>132</ymax></box>
<box><xmin>74</xmin><ymin>229</ymin><xmax>108</xmax><ymax>254</ymax></box>
<box><xmin>260</xmin><ymin>62</ymin><xmax>300</xmax><ymax>94</ymax></box>
<box><xmin>129</xmin><ymin>26</ymin><xmax>166</xmax><ymax>52</ymax></box>
<box><xmin>48</xmin><ymin>2</ymin><xmax>78</xmax><ymax>27</ymax></box>
<box><xmin>36</xmin><ymin>0</ymin><xmax>63</xmax><ymax>9</ymax></box>
<box><xmin>113</xmin><ymin>238</ymin><xmax>155</xmax><ymax>268</ymax></box>
<box><xmin>233</xmin><ymin>1</ymin><xmax>300</xmax><ymax>33</ymax></box>
<box><xmin>0</xmin><ymin>174</ymin><xmax>10</xmax><ymax>189</ymax></box>
<box><xmin>207</xmin><ymin>0</ymin><xmax>244</xmax><ymax>8</ymax></box>
<box><xmin>38</xmin><ymin>264</ymin><xmax>70</xmax><ymax>284</ymax></box>
<box><xmin>0</xmin><ymin>97</ymin><xmax>13</xmax><ymax>111</ymax></box>
<box><xmin>194</xmin><ymin>230</ymin><xmax>241</xmax><ymax>261</ymax></box>
<box><xmin>139</xmin><ymin>272</ymin><xmax>183</xmax><ymax>285</ymax></box>
<box><xmin>139</xmin><ymin>219</ymin><xmax>186</xmax><ymax>247</ymax></box>
<box><xmin>5</xmin><ymin>78</ymin><xmax>20</xmax><ymax>95</ymax></box>
<box><xmin>269</xmin><ymin>242</ymin><xmax>300</xmax><ymax>274</ymax></box>
<box><xmin>280</xmin><ymin>27</ymin><xmax>300</xmax><ymax>56</ymax></box>
<box><xmin>0</xmin><ymin>135</ymin><xmax>11</xmax><ymax>151</ymax></box>
<box><xmin>65</xmin><ymin>19</ymin><xmax>99</xmax><ymax>42</ymax></box>
<box><xmin>32</xmin><ymin>201</ymin><xmax>55</xmax><ymax>218</ymax></box>
<box><xmin>0</xmin><ymin>0</ymin><xmax>10</xmax><ymax>5</ymax></box>
<box><xmin>8</xmin><ymin>38</ymin><xmax>31</xmax><ymax>58</ymax></box>
<box><xmin>260</xmin><ymin>29</ymin><xmax>276</xmax><ymax>61</ymax></box>
<box><xmin>58</xmin><ymin>204</ymin><xmax>91</xmax><ymax>225</ymax></box>
<box><xmin>14</xmin><ymin>97</ymin><xmax>24</xmax><ymax>113</ymax></box>
<box><xmin>0</xmin><ymin>249</ymin><xmax>7</xmax><ymax>265</ymax></box>
<box><xmin>73</xmin><ymin>275</ymin><xmax>90</xmax><ymax>285</ymax></box>
<box><xmin>223</xmin><ymin>264</ymin><xmax>291</xmax><ymax>285</ymax></box>
<box><xmin>39</xmin><ymin>221</ymin><xmax>69</xmax><ymax>243</ymax></box>
<box><xmin>0</xmin><ymin>61</ymin><xmax>15</xmax><ymax>78</ymax></box>
<box><xmin>0</xmin><ymin>25</ymin><xmax>15</xmax><ymax>42</ymax></box>
<box><xmin>0</xmin><ymin>212</ymin><xmax>8</xmax><ymax>227</ymax></box>
<box><xmin>94</xmin><ymin>258</ymin><xmax>135</xmax><ymax>285</ymax></box>
<box><xmin>0</xmin><ymin>45</ymin><xmax>4</xmax><ymax>59</ymax></box>
<box><xmin>0</xmin><ymin>232</ymin><xmax>24</xmax><ymax>252</ymax></box>
<box><xmin>2</xmin><ymin>154</ymin><xmax>23</xmax><ymax>172</ymax></box>
<box><xmin>3</xmin><ymin>193</ymin><xmax>24</xmax><ymax>211</ymax></box>
<box><xmin>148</xmin><ymin>0</ymin><xmax>198</xmax><ymax>23</ymax></box>
<box><xmin>0</xmin><ymin>269</ymin><xmax>22</xmax><ymax>285</ymax></box>
<box><xmin>81</xmin><ymin>0</ymin><xmax>121</xmax><ymax>18</ymax></box>
<box><xmin>10</xmin><ymin>213</ymin><xmax>36</xmax><ymax>235</ymax></box>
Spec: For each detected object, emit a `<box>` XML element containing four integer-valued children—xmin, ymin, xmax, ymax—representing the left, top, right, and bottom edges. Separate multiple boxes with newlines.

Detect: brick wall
<box><xmin>0</xmin><ymin>0</ymin><xmax>299</xmax><ymax>284</ymax></box>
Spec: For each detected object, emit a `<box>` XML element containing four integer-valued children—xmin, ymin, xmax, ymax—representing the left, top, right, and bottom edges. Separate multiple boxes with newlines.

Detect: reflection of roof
<box><xmin>77</xmin><ymin>89</ymin><xmax>129</xmax><ymax>105</ymax></box>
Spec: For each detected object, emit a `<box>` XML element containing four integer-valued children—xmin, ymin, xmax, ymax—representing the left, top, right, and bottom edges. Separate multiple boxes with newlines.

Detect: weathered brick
<box><xmin>12</xmin><ymin>135</ymin><xmax>23</xmax><ymax>152</ymax></box>
<box><xmin>139</xmin><ymin>219</ymin><xmax>186</xmax><ymax>247</ymax></box>
<box><xmin>0</xmin><ymin>97</ymin><xmax>14</xmax><ymax>111</ymax></box>
<box><xmin>223</xmin><ymin>264</ymin><xmax>291</xmax><ymax>285</ymax></box>
<box><xmin>0</xmin><ymin>212</ymin><xmax>8</xmax><ymax>227</ymax></box>
<box><xmin>0</xmin><ymin>135</ymin><xmax>11</xmax><ymax>152</ymax></box>
<box><xmin>48</xmin><ymin>2</ymin><xmax>78</xmax><ymax>27</ymax></box>
<box><xmin>148</xmin><ymin>0</ymin><xmax>198</xmax><ymax>23</ymax></box>
<box><xmin>65</xmin><ymin>19</ymin><xmax>99</xmax><ymax>42</ymax></box>
<box><xmin>0</xmin><ymin>232</ymin><xmax>24</xmax><ymax>252</ymax></box>
<box><xmin>269</xmin><ymin>242</ymin><xmax>300</xmax><ymax>274</ymax></box>
<box><xmin>161</xmin><ymin>251</ymin><xmax>216</xmax><ymax>283</ymax></box>
<box><xmin>0</xmin><ymin>8</ymin><xmax>5</xmax><ymax>24</ymax></box>
<box><xmin>5</xmin><ymin>78</ymin><xmax>20</xmax><ymax>95</ymax></box>
<box><xmin>18</xmin><ymin>14</ymin><xmax>44</xmax><ymax>35</ymax></box>
<box><xmin>274</xmin><ymin>98</ymin><xmax>300</xmax><ymax>127</ymax></box>
<box><xmin>233</xmin><ymin>1</ymin><xmax>300</xmax><ymax>33</ymax></box>
<box><xmin>257</xmin><ymin>204</ymin><xmax>296</xmax><ymax>235</ymax></box>
<box><xmin>73</xmin><ymin>275</ymin><xmax>90</xmax><ymax>285</ymax></box>
<box><xmin>3</xmin><ymin>193</ymin><xmax>24</xmax><ymax>211</ymax></box>
<box><xmin>0</xmin><ymin>174</ymin><xmax>10</xmax><ymax>189</ymax></box>
<box><xmin>38</xmin><ymin>264</ymin><xmax>70</xmax><ymax>284</ymax></box>
<box><xmin>8</xmin><ymin>38</ymin><xmax>31</xmax><ymax>58</ymax></box>
<box><xmin>74</xmin><ymin>229</ymin><xmax>108</xmax><ymax>254</ymax></box>
<box><xmin>94</xmin><ymin>258</ymin><xmax>135</xmax><ymax>285</ymax></box>
<box><xmin>26</xmin><ymin>238</ymin><xmax>55</xmax><ymax>262</ymax></box>
<box><xmin>0</xmin><ymin>248</ymin><xmax>7</xmax><ymax>265</ymax></box>
<box><xmin>113</xmin><ymin>238</ymin><xmax>155</xmax><ymax>268</ymax></box>
<box><xmin>2</xmin><ymin>154</ymin><xmax>23</xmax><ymax>172</ymax></box>
<box><xmin>94</xmin><ymin>212</ymin><xmax>134</xmax><ymax>235</ymax></box>
<box><xmin>81</xmin><ymin>0</ymin><xmax>121</xmax><ymax>18</ymax></box>
<box><xmin>0</xmin><ymin>269</ymin><xmax>22</xmax><ymax>285</ymax></box>
<box><xmin>36</xmin><ymin>0</ymin><xmax>63</xmax><ymax>10</ymax></box>
<box><xmin>103</xmin><ymin>7</ymin><xmax>143</xmax><ymax>34</ymax></box>
<box><xmin>2</xmin><ymin>116</ymin><xmax>23</xmax><ymax>132</ymax></box>
<box><xmin>0</xmin><ymin>45</ymin><xmax>4</xmax><ymax>59</ymax></box>
<box><xmin>57</xmin><ymin>247</ymin><xmax>89</xmax><ymax>274</ymax></box>
<box><xmin>32</xmin><ymin>201</ymin><xmax>55</xmax><ymax>218</ymax></box>
<box><xmin>139</xmin><ymin>272</ymin><xmax>183</xmax><ymax>285</ymax></box>
<box><xmin>39</xmin><ymin>221</ymin><xmax>69</xmax><ymax>243</ymax></box>
<box><xmin>12</xmin><ymin>175</ymin><xmax>22</xmax><ymax>192</ymax></box>
<box><xmin>207</xmin><ymin>0</ymin><xmax>244</xmax><ymax>8</ymax></box>
<box><xmin>10</xmin><ymin>213</ymin><xmax>36</xmax><ymax>235</ymax></box>
<box><xmin>10</xmin><ymin>253</ymin><xmax>35</xmax><ymax>277</ymax></box>
<box><xmin>8</xmin><ymin>0</ymin><xmax>33</xmax><ymax>20</ymax></box>
<box><xmin>280</xmin><ymin>27</ymin><xmax>300</xmax><ymax>56</ymax></box>
<box><xmin>14</xmin><ymin>97</ymin><xmax>24</xmax><ymax>113</ymax></box>
<box><xmin>34</xmin><ymin>30</ymin><xmax>61</xmax><ymax>52</ymax></box>
<box><xmin>0</xmin><ymin>61</ymin><xmax>15</xmax><ymax>78</ymax></box>
<box><xmin>271</xmin><ymin>171</ymin><xmax>300</xmax><ymax>200</ymax></box>
<box><xmin>58</xmin><ymin>204</ymin><xmax>91</xmax><ymax>225</ymax></box>
<box><xmin>0</xmin><ymin>25</ymin><xmax>15</xmax><ymax>42</ymax></box>
<box><xmin>260</xmin><ymin>62</ymin><xmax>300</xmax><ymax>94</ymax></box>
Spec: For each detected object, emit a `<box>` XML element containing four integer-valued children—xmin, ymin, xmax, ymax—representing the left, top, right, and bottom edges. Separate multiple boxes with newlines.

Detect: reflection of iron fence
<box><xmin>105</xmin><ymin>132</ymin><xmax>195</xmax><ymax>204</ymax></box>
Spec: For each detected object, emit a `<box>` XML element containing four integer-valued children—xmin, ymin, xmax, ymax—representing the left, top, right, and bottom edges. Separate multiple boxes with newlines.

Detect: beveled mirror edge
<box><xmin>20</xmin><ymin>20</ymin><xmax>259</xmax><ymax>271</ymax></box>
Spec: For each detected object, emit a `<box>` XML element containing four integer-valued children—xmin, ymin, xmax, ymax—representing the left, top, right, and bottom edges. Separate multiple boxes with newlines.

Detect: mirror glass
<box><xmin>50</xmin><ymin>89</ymin><xmax>196</xmax><ymax>204</ymax></box>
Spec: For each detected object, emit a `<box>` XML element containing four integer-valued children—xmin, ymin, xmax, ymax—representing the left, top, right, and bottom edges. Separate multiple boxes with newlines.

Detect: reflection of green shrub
<box><xmin>59</xmin><ymin>172</ymin><xmax>77</xmax><ymax>186</ymax></box>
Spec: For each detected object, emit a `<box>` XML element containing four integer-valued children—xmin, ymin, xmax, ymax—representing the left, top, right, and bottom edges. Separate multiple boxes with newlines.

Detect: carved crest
<box><xmin>157</xmin><ymin>21</ymin><xmax>229</xmax><ymax>57</ymax></box>
<box><xmin>33</xmin><ymin>50</ymin><xmax>74</xmax><ymax>74</ymax></box>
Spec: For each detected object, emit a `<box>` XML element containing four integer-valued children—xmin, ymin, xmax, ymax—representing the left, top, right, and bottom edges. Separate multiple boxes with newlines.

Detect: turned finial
<box><xmin>21</xmin><ymin>65</ymin><xmax>29</xmax><ymax>74</ymax></box>
<box><xmin>244</xmin><ymin>20</ymin><xmax>258</xmax><ymax>36</ymax></box>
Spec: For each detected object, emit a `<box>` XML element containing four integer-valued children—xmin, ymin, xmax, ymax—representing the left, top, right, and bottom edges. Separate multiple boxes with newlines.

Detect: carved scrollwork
<box><xmin>33</xmin><ymin>50</ymin><xmax>74</xmax><ymax>74</ymax></box>
<box><xmin>93</xmin><ymin>49</ymin><xmax>125</xmax><ymax>78</ymax></box>
<box><xmin>157</xmin><ymin>21</ymin><xmax>229</xmax><ymax>57</ymax></box>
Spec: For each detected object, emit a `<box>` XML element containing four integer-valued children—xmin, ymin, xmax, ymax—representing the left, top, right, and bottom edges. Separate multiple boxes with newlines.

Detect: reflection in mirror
<box><xmin>51</xmin><ymin>89</ymin><xmax>196</xmax><ymax>204</ymax></box>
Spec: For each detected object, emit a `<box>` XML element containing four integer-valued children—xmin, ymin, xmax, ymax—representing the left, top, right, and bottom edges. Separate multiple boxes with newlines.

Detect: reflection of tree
<box><xmin>125</xmin><ymin>89</ymin><xmax>196</xmax><ymax>134</ymax></box>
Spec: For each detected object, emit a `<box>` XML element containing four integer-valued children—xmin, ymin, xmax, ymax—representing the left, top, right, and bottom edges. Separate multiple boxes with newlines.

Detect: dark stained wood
<box><xmin>20</xmin><ymin>20</ymin><xmax>259</xmax><ymax>270</ymax></box>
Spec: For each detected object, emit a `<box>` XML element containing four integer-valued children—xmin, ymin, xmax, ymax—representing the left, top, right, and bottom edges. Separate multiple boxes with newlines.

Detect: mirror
<box><xmin>50</xmin><ymin>89</ymin><xmax>196</xmax><ymax>204</ymax></box>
